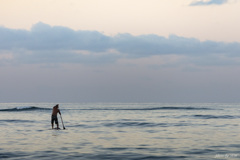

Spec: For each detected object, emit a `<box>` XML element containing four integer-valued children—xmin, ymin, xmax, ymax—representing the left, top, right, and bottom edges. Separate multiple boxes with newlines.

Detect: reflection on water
<box><xmin>0</xmin><ymin>103</ymin><xmax>240</xmax><ymax>159</ymax></box>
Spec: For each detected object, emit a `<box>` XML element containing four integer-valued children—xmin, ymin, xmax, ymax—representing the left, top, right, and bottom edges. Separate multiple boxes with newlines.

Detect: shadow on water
<box><xmin>0</xmin><ymin>151</ymin><xmax>29</xmax><ymax>159</ymax></box>
<box><xmin>193</xmin><ymin>115</ymin><xmax>238</xmax><ymax>119</ymax></box>
<box><xmin>0</xmin><ymin>151</ymin><xmax>188</xmax><ymax>160</ymax></box>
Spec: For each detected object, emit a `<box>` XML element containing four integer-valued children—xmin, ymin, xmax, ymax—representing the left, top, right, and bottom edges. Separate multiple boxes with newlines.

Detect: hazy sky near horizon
<box><xmin>1</xmin><ymin>0</ymin><xmax>240</xmax><ymax>103</ymax></box>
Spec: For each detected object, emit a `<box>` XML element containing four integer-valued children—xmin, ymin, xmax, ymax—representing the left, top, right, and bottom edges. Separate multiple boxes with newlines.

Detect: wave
<box><xmin>0</xmin><ymin>106</ymin><xmax>212</xmax><ymax>112</ymax></box>
<box><xmin>194</xmin><ymin>115</ymin><xmax>237</xmax><ymax>119</ymax></box>
<box><xmin>0</xmin><ymin>106</ymin><xmax>51</xmax><ymax>112</ymax></box>
<box><xmin>102</xmin><ymin>122</ymin><xmax>192</xmax><ymax>128</ymax></box>
<box><xmin>76</xmin><ymin>106</ymin><xmax>212</xmax><ymax>111</ymax></box>
<box><xmin>103</xmin><ymin>122</ymin><xmax>164</xmax><ymax>127</ymax></box>
<box><xmin>148</xmin><ymin>106</ymin><xmax>212</xmax><ymax>110</ymax></box>
<box><xmin>0</xmin><ymin>119</ymin><xmax>35</xmax><ymax>123</ymax></box>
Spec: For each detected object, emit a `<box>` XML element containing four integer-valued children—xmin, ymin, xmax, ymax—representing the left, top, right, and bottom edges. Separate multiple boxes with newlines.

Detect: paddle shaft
<box><xmin>60</xmin><ymin>114</ymin><xmax>65</xmax><ymax>129</ymax></box>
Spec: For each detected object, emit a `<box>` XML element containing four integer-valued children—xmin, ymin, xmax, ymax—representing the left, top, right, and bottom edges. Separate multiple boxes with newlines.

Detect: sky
<box><xmin>1</xmin><ymin>0</ymin><xmax>240</xmax><ymax>103</ymax></box>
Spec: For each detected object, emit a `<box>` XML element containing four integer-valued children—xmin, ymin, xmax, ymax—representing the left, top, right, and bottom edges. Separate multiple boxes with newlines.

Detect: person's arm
<box><xmin>58</xmin><ymin>109</ymin><xmax>61</xmax><ymax>115</ymax></box>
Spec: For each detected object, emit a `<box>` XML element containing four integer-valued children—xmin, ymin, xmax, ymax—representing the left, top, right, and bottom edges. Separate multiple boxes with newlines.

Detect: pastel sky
<box><xmin>1</xmin><ymin>0</ymin><xmax>240</xmax><ymax>103</ymax></box>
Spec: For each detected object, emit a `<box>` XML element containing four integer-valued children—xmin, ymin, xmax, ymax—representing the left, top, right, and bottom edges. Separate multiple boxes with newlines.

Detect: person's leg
<box><xmin>51</xmin><ymin>116</ymin><xmax>55</xmax><ymax>129</ymax></box>
<box><xmin>56</xmin><ymin>118</ymin><xmax>59</xmax><ymax>129</ymax></box>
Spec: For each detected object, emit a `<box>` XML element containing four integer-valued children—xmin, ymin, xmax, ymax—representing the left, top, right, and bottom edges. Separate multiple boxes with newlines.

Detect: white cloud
<box><xmin>190</xmin><ymin>0</ymin><xmax>228</xmax><ymax>6</ymax></box>
<box><xmin>1</xmin><ymin>22</ymin><xmax>240</xmax><ymax>67</ymax></box>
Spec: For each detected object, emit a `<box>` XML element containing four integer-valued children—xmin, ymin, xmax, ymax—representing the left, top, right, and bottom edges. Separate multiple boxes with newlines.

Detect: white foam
<box><xmin>16</xmin><ymin>106</ymin><xmax>32</xmax><ymax>110</ymax></box>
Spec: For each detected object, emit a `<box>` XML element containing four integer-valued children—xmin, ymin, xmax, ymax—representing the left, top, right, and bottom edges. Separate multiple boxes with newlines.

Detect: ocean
<box><xmin>0</xmin><ymin>103</ymin><xmax>240</xmax><ymax>160</ymax></box>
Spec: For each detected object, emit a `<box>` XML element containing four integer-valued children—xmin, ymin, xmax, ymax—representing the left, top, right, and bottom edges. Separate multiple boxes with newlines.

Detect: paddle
<box><xmin>60</xmin><ymin>114</ymin><xmax>66</xmax><ymax>129</ymax></box>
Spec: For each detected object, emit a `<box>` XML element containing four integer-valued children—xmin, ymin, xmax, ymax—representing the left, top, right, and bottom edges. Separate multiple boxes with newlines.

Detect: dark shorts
<box><xmin>51</xmin><ymin>115</ymin><xmax>58</xmax><ymax>125</ymax></box>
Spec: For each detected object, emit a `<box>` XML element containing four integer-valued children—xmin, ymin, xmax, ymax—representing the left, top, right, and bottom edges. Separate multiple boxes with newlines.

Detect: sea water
<box><xmin>0</xmin><ymin>103</ymin><xmax>240</xmax><ymax>160</ymax></box>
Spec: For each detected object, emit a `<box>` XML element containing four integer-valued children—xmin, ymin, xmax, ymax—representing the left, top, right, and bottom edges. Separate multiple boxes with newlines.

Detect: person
<box><xmin>51</xmin><ymin>104</ymin><xmax>61</xmax><ymax>129</ymax></box>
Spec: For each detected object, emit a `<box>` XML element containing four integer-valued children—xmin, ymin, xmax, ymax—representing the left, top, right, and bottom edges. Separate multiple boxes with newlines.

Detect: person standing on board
<box><xmin>51</xmin><ymin>104</ymin><xmax>61</xmax><ymax>129</ymax></box>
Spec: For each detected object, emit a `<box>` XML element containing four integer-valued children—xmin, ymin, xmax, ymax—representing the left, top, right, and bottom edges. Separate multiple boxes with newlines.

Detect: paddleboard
<box><xmin>52</xmin><ymin>128</ymin><xmax>61</xmax><ymax>130</ymax></box>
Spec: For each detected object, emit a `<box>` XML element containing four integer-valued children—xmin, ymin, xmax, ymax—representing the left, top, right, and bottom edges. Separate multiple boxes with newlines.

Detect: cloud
<box><xmin>1</xmin><ymin>22</ymin><xmax>240</xmax><ymax>67</ymax></box>
<box><xmin>190</xmin><ymin>0</ymin><xmax>228</xmax><ymax>6</ymax></box>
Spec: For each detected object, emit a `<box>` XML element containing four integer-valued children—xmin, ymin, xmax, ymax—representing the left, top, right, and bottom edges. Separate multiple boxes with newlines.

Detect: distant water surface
<box><xmin>0</xmin><ymin>103</ymin><xmax>240</xmax><ymax>160</ymax></box>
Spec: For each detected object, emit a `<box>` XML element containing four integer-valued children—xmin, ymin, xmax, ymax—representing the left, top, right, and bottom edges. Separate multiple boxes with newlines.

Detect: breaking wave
<box><xmin>76</xmin><ymin>106</ymin><xmax>213</xmax><ymax>111</ymax></box>
<box><xmin>0</xmin><ymin>106</ymin><xmax>213</xmax><ymax>112</ymax></box>
<box><xmin>0</xmin><ymin>106</ymin><xmax>51</xmax><ymax>112</ymax></box>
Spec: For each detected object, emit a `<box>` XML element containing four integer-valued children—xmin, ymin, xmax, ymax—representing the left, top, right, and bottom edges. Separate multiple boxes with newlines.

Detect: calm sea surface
<box><xmin>1</xmin><ymin>103</ymin><xmax>240</xmax><ymax>160</ymax></box>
